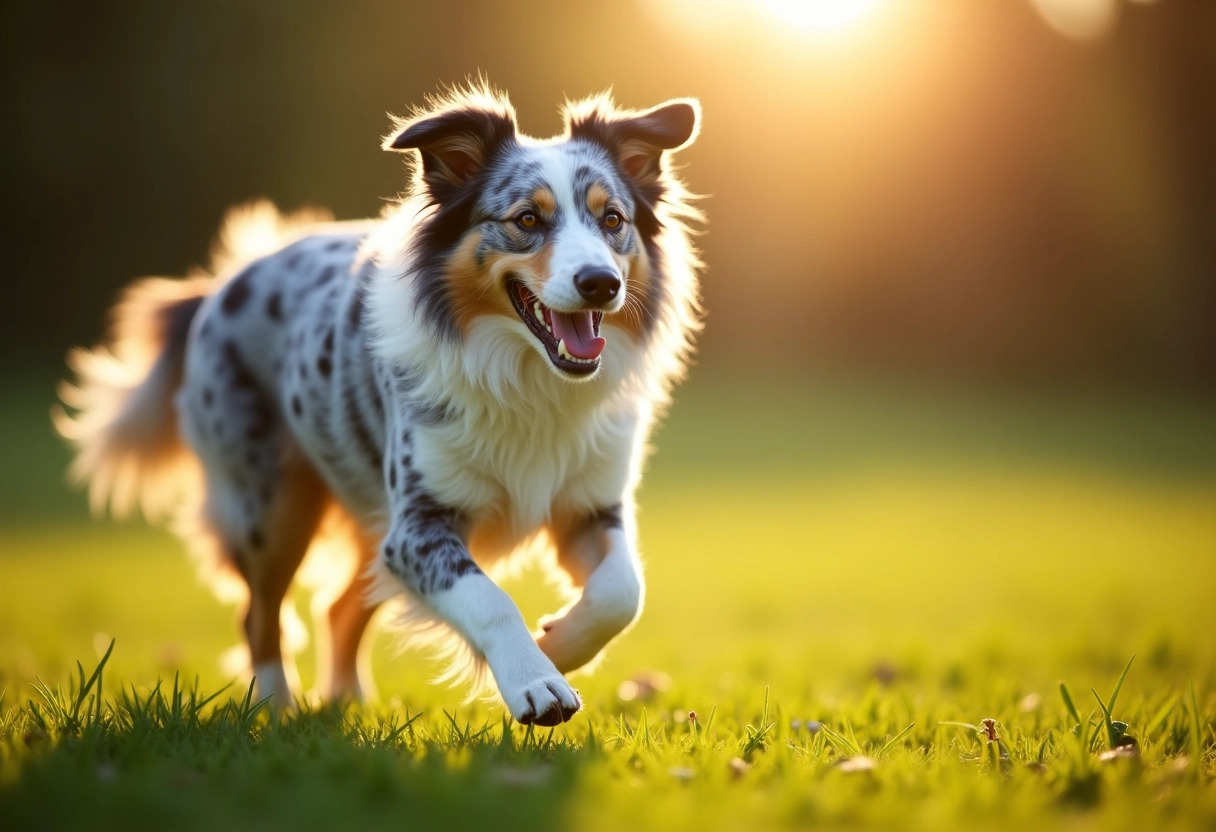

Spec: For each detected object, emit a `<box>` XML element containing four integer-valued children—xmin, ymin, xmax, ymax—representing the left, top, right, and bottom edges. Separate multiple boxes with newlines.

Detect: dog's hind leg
<box><xmin>535</xmin><ymin>505</ymin><xmax>643</xmax><ymax>674</ymax></box>
<box><xmin>179</xmin><ymin>342</ymin><xmax>327</xmax><ymax>707</ymax></box>
<box><xmin>313</xmin><ymin>527</ymin><xmax>381</xmax><ymax>701</ymax></box>
<box><xmin>196</xmin><ymin>452</ymin><xmax>326</xmax><ymax>707</ymax></box>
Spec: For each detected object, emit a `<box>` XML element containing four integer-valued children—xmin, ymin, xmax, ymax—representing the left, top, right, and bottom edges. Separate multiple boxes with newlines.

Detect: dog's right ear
<box><xmin>384</xmin><ymin>98</ymin><xmax>517</xmax><ymax>198</ymax></box>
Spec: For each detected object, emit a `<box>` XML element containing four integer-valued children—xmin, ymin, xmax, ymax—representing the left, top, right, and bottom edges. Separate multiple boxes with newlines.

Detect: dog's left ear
<box><xmin>567</xmin><ymin>98</ymin><xmax>700</xmax><ymax>187</ymax></box>
<box><xmin>384</xmin><ymin>102</ymin><xmax>516</xmax><ymax>197</ymax></box>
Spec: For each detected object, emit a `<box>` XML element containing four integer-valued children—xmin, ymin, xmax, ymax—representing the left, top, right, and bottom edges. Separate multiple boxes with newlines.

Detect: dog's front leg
<box><xmin>537</xmin><ymin>505</ymin><xmax>643</xmax><ymax>674</ymax></box>
<box><xmin>380</xmin><ymin>496</ymin><xmax>581</xmax><ymax>726</ymax></box>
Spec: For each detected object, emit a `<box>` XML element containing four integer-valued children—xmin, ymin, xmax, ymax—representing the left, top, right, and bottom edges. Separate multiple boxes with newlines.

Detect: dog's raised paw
<box><xmin>511</xmin><ymin>677</ymin><xmax>581</xmax><ymax>726</ymax></box>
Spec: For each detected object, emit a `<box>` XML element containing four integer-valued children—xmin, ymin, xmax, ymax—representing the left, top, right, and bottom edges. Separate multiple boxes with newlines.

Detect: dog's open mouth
<box><xmin>508</xmin><ymin>279</ymin><xmax>605</xmax><ymax>376</ymax></box>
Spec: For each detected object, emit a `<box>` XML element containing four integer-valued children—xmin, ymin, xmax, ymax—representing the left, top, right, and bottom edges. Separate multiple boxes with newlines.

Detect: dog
<box><xmin>55</xmin><ymin>83</ymin><xmax>701</xmax><ymax>726</ymax></box>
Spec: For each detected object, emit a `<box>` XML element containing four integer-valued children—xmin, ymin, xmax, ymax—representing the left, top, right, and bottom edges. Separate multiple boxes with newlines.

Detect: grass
<box><xmin>2</xmin><ymin>374</ymin><xmax>1215</xmax><ymax>830</ymax></box>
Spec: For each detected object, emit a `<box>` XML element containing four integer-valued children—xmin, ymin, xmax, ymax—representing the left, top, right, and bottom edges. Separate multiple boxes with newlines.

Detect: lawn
<box><xmin>1</xmin><ymin>375</ymin><xmax>1214</xmax><ymax>830</ymax></box>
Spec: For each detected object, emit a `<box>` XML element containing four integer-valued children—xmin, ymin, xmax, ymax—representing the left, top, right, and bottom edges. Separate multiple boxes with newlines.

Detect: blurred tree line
<box><xmin>3</xmin><ymin>0</ymin><xmax>1213</xmax><ymax>390</ymax></box>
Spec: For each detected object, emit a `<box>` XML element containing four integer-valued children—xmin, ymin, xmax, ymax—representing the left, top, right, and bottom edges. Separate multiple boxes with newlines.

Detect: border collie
<box><xmin>56</xmin><ymin>83</ymin><xmax>701</xmax><ymax>726</ymax></box>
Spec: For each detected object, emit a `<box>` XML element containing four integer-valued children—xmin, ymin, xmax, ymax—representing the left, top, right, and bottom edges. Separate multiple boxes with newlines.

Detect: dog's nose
<box><xmin>574</xmin><ymin>267</ymin><xmax>621</xmax><ymax>306</ymax></box>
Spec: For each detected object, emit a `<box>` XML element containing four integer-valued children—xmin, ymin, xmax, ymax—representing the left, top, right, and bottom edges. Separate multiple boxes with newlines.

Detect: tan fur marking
<box><xmin>532</xmin><ymin>188</ymin><xmax>556</xmax><ymax>217</ymax></box>
<box><xmin>586</xmin><ymin>183</ymin><xmax>611</xmax><ymax>218</ymax></box>
<box><xmin>313</xmin><ymin>515</ymin><xmax>381</xmax><ymax>699</ymax></box>
<box><xmin>485</xmin><ymin>244</ymin><xmax>556</xmax><ymax>303</ymax></box>
<box><xmin>238</xmin><ymin>456</ymin><xmax>327</xmax><ymax>668</ymax></box>
<box><xmin>447</xmin><ymin>232</ymin><xmax>504</xmax><ymax>333</ymax></box>
<box><xmin>449</xmin><ymin>231</ymin><xmax>558</xmax><ymax>334</ymax></box>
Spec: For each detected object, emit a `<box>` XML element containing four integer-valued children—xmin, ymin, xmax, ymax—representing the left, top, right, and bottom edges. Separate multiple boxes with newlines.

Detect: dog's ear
<box><xmin>566</xmin><ymin>97</ymin><xmax>700</xmax><ymax>188</ymax></box>
<box><xmin>385</xmin><ymin>100</ymin><xmax>516</xmax><ymax>196</ymax></box>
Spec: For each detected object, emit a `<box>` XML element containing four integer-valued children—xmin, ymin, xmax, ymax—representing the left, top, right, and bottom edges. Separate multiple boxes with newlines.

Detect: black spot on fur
<box><xmin>384</xmin><ymin>543</ymin><xmax>395</xmax><ymax>560</ymax></box>
<box><xmin>414</xmin><ymin>538</ymin><xmax>444</xmax><ymax>558</ymax></box>
<box><xmin>368</xmin><ymin>380</ymin><xmax>385</xmax><ymax>423</ymax></box>
<box><xmin>285</xmin><ymin>245</ymin><xmax>307</xmax><ymax>270</ymax></box>
<box><xmin>323</xmin><ymin>328</ymin><xmax>335</xmax><ymax>354</ymax></box>
<box><xmin>312</xmin><ymin>265</ymin><xmax>338</xmax><ymax>290</ymax></box>
<box><xmin>291</xmin><ymin>396</ymin><xmax>303</xmax><ymax>418</ymax></box>
<box><xmin>343</xmin><ymin>385</ymin><xmax>382</xmax><ymax>473</ymax></box>
<box><xmin>346</xmin><ymin>288</ymin><xmax>365</xmax><ymax>331</ymax></box>
<box><xmin>389</xmin><ymin>464</ymin><xmax>397</xmax><ymax>490</ymax></box>
<box><xmin>452</xmin><ymin>560</ymin><xmax>481</xmax><ymax>579</ymax></box>
<box><xmin>265</xmin><ymin>292</ymin><xmax>283</xmax><ymax>321</ymax></box>
<box><xmin>326</xmin><ymin>240</ymin><xmax>346</xmax><ymax>252</ymax></box>
<box><xmin>222</xmin><ymin>342</ymin><xmax>257</xmax><ymax>391</ymax></box>
<box><xmin>317</xmin><ymin>355</ymin><xmax>332</xmax><ymax>378</ymax></box>
<box><xmin>221</xmin><ymin>272</ymin><xmax>254</xmax><ymax>315</ymax></box>
<box><xmin>202</xmin><ymin>388</ymin><xmax>214</xmax><ymax>407</ymax></box>
<box><xmin>222</xmin><ymin>341</ymin><xmax>276</xmax><ymax>442</ymax></box>
<box><xmin>404</xmin><ymin>470</ymin><xmax>423</xmax><ymax>493</ymax></box>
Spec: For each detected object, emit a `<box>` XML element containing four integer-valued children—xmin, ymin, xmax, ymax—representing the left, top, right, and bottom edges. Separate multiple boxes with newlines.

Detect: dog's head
<box><xmin>384</xmin><ymin>86</ymin><xmax>700</xmax><ymax>382</ymax></box>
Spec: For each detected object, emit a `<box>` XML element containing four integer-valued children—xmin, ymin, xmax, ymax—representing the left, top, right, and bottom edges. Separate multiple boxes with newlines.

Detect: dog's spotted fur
<box><xmin>55</xmin><ymin>85</ymin><xmax>701</xmax><ymax>726</ymax></box>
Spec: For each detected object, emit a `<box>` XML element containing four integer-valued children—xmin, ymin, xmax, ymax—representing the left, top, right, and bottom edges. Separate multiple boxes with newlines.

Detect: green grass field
<box><xmin>2</xmin><ymin>375</ymin><xmax>1214</xmax><ymax>830</ymax></box>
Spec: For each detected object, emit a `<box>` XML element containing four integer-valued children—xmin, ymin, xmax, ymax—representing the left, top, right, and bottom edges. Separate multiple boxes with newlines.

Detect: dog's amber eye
<box><xmin>603</xmin><ymin>211</ymin><xmax>623</xmax><ymax>230</ymax></box>
<box><xmin>517</xmin><ymin>212</ymin><xmax>539</xmax><ymax>229</ymax></box>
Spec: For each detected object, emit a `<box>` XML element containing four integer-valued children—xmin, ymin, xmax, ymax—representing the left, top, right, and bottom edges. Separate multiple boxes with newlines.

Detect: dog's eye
<box><xmin>516</xmin><ymin>212</ymin><xmax>540</xmax><ymax>229</ymax></box>
<box><xmin>603</xmin><ymin>211</ymin><xmax>623</xmax><ymax>230</ymax></box>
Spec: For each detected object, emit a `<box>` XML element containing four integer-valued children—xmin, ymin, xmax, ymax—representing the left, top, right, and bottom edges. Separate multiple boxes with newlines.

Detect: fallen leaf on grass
<box><xmin>836</xmin><ymin>756</ymin><xmax>878</xmax><ymax>773</ymax></box>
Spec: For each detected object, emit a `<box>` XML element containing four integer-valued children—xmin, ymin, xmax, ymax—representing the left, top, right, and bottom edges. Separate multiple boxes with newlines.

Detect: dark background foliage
<box><xmin>3</xmin><ymin>0</ymin><xmax>1214</xmax><ymax>389</ymax></box>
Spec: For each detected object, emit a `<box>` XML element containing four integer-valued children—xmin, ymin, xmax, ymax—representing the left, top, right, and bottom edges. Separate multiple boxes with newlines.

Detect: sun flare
<box><xmin>756</xmin><ymin>0</ymin><xmax>884</xmax><ymax>33</ymax></box>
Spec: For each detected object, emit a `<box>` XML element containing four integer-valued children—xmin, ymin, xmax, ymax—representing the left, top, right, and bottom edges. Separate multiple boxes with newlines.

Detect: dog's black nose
<box><xmin>574</xmin><ymin>268</ymin><xmax>621</xmax><ymax>306</ymax></box>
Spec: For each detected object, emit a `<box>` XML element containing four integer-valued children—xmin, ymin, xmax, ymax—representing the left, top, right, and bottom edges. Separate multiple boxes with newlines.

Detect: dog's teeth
<box><xmin>533</xmin><ymin>302</ymin><xmax>544</xmax><ymax>323</ymax></box>
<box><xmin>555</xmin><ymin>340</ymin><xmax>595</xmax><ymax>365</ymax></box>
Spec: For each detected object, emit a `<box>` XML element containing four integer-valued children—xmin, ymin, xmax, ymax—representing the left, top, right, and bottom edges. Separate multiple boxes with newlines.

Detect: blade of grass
<box><xmin>1188</xmin><ymin>677</ymin><xmax>1203</xmax><ymax>781</ymax></box>
<box><xmin>1059</xmin><ymin>682</ymin><xmax>1082</xmax><ymax>732</ymax></box>
<box><xmin>1091</xmin><ymin>688</ymin><xmax>1116</xmax><ymax>749</ymax></box>
<box><xmin>1105</xmin><ymin>655</ymin><xmax>1135</xmax><ymax>719</ymax></box>
<box><xmin>876</xmin><ymin>722</ymin><xmax>916</xmax><ymax>757</ymax></box>
<box><xmin>820</xmin><ymin>723</ymin><xmax>864</xmax><ymax>757</ymax></box>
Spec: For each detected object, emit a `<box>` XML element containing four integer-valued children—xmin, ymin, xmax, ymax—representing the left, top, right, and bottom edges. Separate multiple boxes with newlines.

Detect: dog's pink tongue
<box><xmin>550</xmin><ymin>310</ymin><xmax>606</xmax><ymax>360</ymax></box>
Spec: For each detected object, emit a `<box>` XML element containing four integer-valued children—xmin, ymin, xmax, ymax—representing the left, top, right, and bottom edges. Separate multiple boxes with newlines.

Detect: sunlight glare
<box><xmin>1026</xmin><ymin>0</ymin><xmax>1118</xmax><ymax>41</ymax></box>
<box><xmin>758</xmin><ymin>0</ymin><xmax>884</xmax><ymax>33</ymax></box>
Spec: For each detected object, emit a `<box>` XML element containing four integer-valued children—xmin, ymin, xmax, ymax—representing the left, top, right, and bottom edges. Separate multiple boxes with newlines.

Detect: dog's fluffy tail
<box><xmin>54</xmin><ymin>277</ymin><xmax>210</xmax><ymax>519</ymax></box>
<box><xmin>55</xmin><ymin>200</ymin><xmax>328</xmax><ymax>520</ymax></box>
